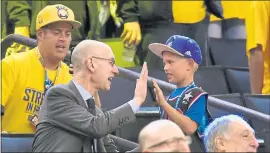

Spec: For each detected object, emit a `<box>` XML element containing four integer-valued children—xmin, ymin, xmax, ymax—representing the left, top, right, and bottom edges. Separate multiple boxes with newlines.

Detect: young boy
<box><xmin>149</xmin><ymin>35</ymin><xmax>210</xmax><ymax>152</ymax></box>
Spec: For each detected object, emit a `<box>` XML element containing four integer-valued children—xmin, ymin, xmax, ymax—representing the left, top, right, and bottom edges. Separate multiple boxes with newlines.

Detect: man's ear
<box><xmin>215</xmin><ymin>136</ymin><xmax>227</xmax><ymax>151</ymax></box>
<box><xmin>36</xmin><ymin>29</ymin><xmax>43</xmax><ymax>40</ymax></box>
<box><xmin>86</xmin><ymin>58</ymin><xmax>95</xmax><ymax>73</ymax></box>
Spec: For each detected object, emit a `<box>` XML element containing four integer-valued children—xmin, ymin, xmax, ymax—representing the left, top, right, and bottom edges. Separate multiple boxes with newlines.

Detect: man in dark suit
<box><xmin>32</xmin><ymin>40</ymin><xmax>149</xmax><ymax>152</ymax></box>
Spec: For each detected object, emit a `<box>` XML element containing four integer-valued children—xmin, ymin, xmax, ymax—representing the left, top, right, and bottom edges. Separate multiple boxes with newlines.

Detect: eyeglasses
<box><xmin>147</xmin><ymin>136</ymin><xmax>192</xmax><ymax>149</ymax></box>
<box><xmin>90</xmin><ymin>56</ymin><xmax>115</xmax><ymax>66</ymax></box>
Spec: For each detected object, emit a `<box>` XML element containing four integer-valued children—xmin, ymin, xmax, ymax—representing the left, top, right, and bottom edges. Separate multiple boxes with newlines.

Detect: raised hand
<box><xmin>152</xmin><ymin>79</ymin><xmax>167</xmax><ymax>106</ymax></box>
<box><xmin>133</xmin><ymin>62</ymin><xmax>148</xmax><ymax>106</ymax></box>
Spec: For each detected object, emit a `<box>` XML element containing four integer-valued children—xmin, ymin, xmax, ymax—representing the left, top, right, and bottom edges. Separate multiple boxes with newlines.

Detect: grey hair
<box><xmin>203</xmin><ymin>114</ymin><xmax>252</xmax><ymax>152</ymax></box>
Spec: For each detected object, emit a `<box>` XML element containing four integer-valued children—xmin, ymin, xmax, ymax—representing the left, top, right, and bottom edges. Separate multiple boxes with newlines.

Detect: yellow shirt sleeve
<box><xmin>1</xmin><ymin>56</ymin><xmax>18</xmax><ymax>107</ymax></box>
<box><xmin>246</xmin><ymin>1</ymin><xmax>270</xmax><ymax>58</ymax></box>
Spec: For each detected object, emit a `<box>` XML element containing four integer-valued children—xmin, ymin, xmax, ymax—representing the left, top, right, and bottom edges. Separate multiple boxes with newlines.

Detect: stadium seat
<box><xmin>116</xmin><ymin>107</ymin><xmax>160</xmax><ymax>142</ymax></box>
<box><xmin>209</xmin><ymin>93</ymin><xmax>248</xmax><ymax>119</ymax></box>
<box><xmin>224</xmin><ymin>67</ymin><xmax>251</xmax><ymax>94</ymax></box>
<box><xmin>109</xmin><ymin>134</ymin><xmax>139</xmax><ymax>152</ymax></box>
<box><xmin>209</xmin><ymin>38</ymin><xmax>248</xmax><ymax>67</ymax></box>
<box><xmin>194</xmin><ymin>66</ymin><xmax>230</xmax><ymax>95</ymax></box>
<box><xmin>243</xmin><ymin>94</ymin><xmax>270</xmax><ymax>152</ymax></box>
<box><xmin>2</xmin><ymin>134</ymin><xmax>34</xmax><ymax>152</ymax></box>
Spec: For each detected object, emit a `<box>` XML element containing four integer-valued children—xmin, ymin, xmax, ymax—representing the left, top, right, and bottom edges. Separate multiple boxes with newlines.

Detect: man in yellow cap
<box><xmin>3</xmin><ymin>1</ymin><xmax>100</xmax><ymax>57</ymax></box>
<box><xmin>1</xmin><ymin>4</ymin><xmax>81</xmax><ymax>134</ymax></box>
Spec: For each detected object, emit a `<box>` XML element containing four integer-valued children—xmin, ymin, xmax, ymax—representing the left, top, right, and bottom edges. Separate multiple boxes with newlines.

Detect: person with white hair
<box><xmin>203</xmin><ymin>114</ymin><xmax>259</xmax><ymax>152</ymax></box>
<box><xmin>138</xmin><ymin>119</ymin><xmax>191</xmax><ymax>152</ymax></box>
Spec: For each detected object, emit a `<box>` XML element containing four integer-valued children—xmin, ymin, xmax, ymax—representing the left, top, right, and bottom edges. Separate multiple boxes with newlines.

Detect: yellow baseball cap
<box><xmin>36</xmin><ymin>4</ymin><xmax>82</xmax><ymax>30</ymax></box>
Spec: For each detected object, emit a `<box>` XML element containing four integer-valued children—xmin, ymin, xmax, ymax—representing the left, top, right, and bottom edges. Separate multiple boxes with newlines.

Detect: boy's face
<box><xmin>162</xmin><ymin>51</ymin><xmax>193</xmax><ymax>86</ymax></box>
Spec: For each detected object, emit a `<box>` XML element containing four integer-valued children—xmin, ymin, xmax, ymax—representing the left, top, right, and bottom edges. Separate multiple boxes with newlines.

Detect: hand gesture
<box><xmin>152</xmin><ymin>80</ymin><xmax>167</xmax><ymax>106</ymax></box>
<box><xmin>134</xmin><ymin>62</ymin><xmax>148</xmax><ymax>106</ymax></box>
<box><xmin>5</xmin><ymin>26</ymin><xmax>30</xmax><ymax>57</ymax></box>
<box><xmin>121</xmin><ymin>22</ymin><xmax>142</xmax><ymax>46</ymax></box>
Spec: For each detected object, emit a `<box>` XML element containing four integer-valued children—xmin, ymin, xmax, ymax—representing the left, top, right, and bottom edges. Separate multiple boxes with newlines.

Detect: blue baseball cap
<box><xmin>148</xmin><ymin>35</ymin><xmax>202</xmax><ymax>65</ymax></box>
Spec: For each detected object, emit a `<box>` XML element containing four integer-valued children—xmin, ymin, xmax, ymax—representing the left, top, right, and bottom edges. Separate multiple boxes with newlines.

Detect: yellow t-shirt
<box><xmin>172</xmin><ymin>1</ymin><xmax>206</xmax><ymax>24</ymax></box>
<box><xmin>210</xmin><ymin>1</ymin><xmax>250</xmax><ymax>21</ymax></box>
<box><xmin>1</xmin><ymin>48</ymin><xmax>72</xmax><ymax>133</ymax></box>
<box><xmin>246</xmin><ymin>1</ymin><xmax>270</xmax><ymax>94</ymax></box>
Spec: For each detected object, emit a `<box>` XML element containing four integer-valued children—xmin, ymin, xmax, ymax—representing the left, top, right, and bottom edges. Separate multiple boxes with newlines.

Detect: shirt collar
<box><xmin>72</xmin><ymin>80</ymin><xmax>92</xmax><ymax>101</ymax></box>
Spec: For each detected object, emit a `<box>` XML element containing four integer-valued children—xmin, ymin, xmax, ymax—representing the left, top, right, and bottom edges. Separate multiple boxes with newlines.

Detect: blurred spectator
<box><xmin>204</xmin><ymin>114</ymin><xmax>259</xmax><ymax>152</ymax></box>
<box><xmin>1</xmin><ymin>4</ymin><xmax>80</xmax><ymax>133</ymax></box>
<box><xmin>246</xmin><ymin>1</ymin><xmax>270</xmax><ymax>94</ymax></box>
<box><xmin>117</xmin><ymin>0</ymin><xmax>223</xmax><ymax>68</ymax></box>
<box><xmin>139</xmin><ymin>119</ymin><xmax>191</xmax><ymax>152</ymax></box>
<box><xmin>3</xmin><ymin>1</ymin><xmax>100</xmax><ymax>57</ymax></box>
<box><xmin>209</xmin><ymin>1</ymin><xmax>249</xmax><ymax>39</ymax></box>
<box><xmin>2</xmin><ymin>1</ymin><xmax>31</xmax><ymax>56</ymax></box>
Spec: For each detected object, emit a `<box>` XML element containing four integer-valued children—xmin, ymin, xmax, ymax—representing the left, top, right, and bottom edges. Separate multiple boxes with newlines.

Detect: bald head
<box><xmin>139</xmin><ymin>120</ymin><xmax>185</xmax><ymax>149</ymax></box>
<box><xmin>71</xmin><ymin>40</ymin><xmax>113</xmax><ymax>71</ymax></box>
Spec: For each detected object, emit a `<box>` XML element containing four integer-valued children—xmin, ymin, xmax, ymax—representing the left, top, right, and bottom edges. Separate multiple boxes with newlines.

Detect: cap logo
<box><xmin>56</xmin><ymin>6</ymin><xmax>69</xmax><ymax>19</ymax></box>
<box><xmin>185</xmin><ymin>51</ymin><xmax>192</xmax><ymax>57</ymax></box>
<box><xmin>38</xmin><ymin>16</ymin><xmax>43</xmax><ymax>24</ymax></box>
<box><xmin>168</xmin><ymin>41</ymin><xmax>173</xmax><ymax>47</ymax></box>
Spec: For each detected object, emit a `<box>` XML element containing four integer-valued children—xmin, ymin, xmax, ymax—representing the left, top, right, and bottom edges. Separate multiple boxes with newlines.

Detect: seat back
<box><xmin>194</xmin><ymin>66</ymin><xmax>230</xmax><ymax>95</ymax></box>
<box><xmin>224</xmin><ymin>67</ymin><xmax>251</xmax><ymax>94</ymax></box>
<box><xmin>243</xmin><ymin>94</ymin><xmax>270</xmax><ymax>152</ymax></box>
<box><xmin>2</xmin><ymin>134</ymin><xmax>34</xmax><ymax>152</ymax></box>
<box><xmin>209</xmin><ymin>38</ymin><xmax>248</xmax><ymax>67</ymax></box>
<box><xmin>208</xmin><ymin>93</ymin><xmax>250</xmax><ymax>123</ymax></box>
<box><xmin>116</xmin><ymin>107</ymin><xmax>160</xmax><ymax>142</ymax></box>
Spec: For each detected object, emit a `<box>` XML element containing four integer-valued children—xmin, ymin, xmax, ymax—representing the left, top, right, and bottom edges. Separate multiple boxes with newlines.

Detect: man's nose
<box><xmin>250</xmin><ymin>136</ymin><xmax>259</xmax><ymax>149</ymax></box>
<box><xmin>113</xmin><ymin>65</ymin><xmax>119</xmax><ymax>75</ymax></box>
<box><xmin>58</xmin><ymin>33</ymin><xmax>68</xmax><ymax>42</ymax></box>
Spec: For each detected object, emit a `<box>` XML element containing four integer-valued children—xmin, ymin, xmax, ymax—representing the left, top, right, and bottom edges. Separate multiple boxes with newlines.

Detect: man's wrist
<box><xmin>133</xmin><ymin>97</ymin><xmax>142</xmax><ymax>106</ymax></box>
<box><xmin>128</xmin><ymin>99</ymin><xmax>140</xmax><ymax>113</ymax></box>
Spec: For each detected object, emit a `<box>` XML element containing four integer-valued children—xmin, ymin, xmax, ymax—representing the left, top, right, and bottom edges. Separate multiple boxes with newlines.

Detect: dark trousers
<box><xmin>137</xmin><ymin>16</ymin><xmax>210</xmax><ymax>70</ymax></box>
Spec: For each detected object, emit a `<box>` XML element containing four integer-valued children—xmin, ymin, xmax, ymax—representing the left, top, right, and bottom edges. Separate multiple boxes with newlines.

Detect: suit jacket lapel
<box><xmin>67</xmin><ymin>81</ymin><xmax>88</xmax><ymax>109</ymax></box>
<box><xmin>67</xmin><ymin>81</ymin><xmax>103</xmax><ymax>152</ymax></box>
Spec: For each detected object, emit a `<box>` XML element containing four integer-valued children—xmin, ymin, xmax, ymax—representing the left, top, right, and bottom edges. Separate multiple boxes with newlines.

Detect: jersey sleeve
<box><xmin>246</xmin><ymin>1</ymin><xmax>270</xmax><ymax>58</ymax></box>
<box><xmin>184</xmin><ymin>95</ymin><xmax>207</xmax><ymax>125</ymax></box>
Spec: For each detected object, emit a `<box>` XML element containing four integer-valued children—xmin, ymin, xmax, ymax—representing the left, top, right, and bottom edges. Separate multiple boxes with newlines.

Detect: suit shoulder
<box><xmin>46</xmin><ymin>84</ymin><xmax>70</xmax><ymax>96</ymax></box>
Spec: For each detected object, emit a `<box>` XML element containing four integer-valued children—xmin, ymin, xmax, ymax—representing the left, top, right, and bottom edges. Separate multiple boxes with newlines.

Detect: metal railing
<box><xmin>2</xmin><ymin>34</ymin><xmax>270</xmax><ymax>123</ymax></box>
<box><xmin>1</xmin><ymin>34</ymin><xmax>37</xmax><ymax>59</ymax></box>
